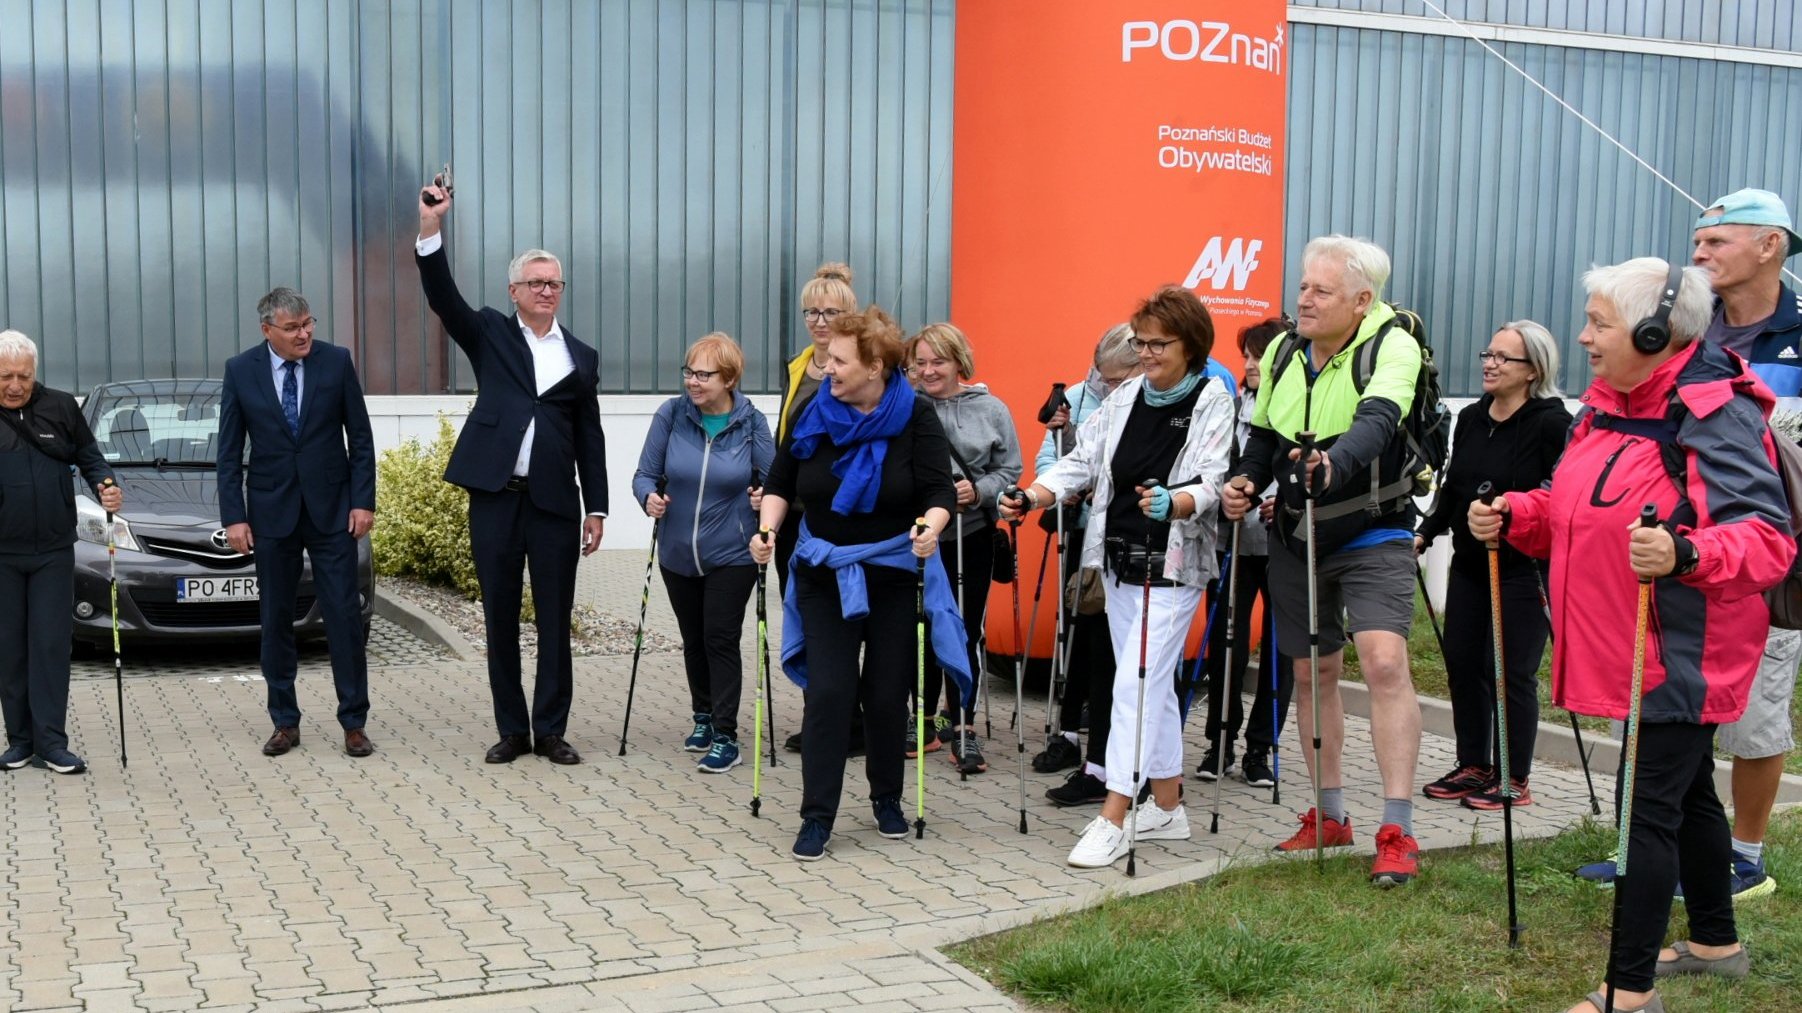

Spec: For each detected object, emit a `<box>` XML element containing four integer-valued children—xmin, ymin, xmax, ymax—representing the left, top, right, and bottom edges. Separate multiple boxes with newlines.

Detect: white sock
<box><xmin>1062</xmin><ymin>731</ymin><xmax>1079</xmax><ymax>745</ymax></box>
<box><xmin>1084</xmin><ymin>761</ymin><xmax>1105</xmax><ymax>779</ymax></box>
<box><xmin>1733</xmin><ymin>838</ymin><xmax>1764</xmax><ymax>865</ymax></box>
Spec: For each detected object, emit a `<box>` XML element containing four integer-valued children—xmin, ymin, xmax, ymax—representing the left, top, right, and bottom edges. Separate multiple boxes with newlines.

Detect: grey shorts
<box><xmin>1266</xmin><ymin>538</ymin><xmax>1416</xmax><ymax>656</ymax></box>
<box><xmin>1717</xmin><ymin>626</ymin><xmax>1799</xmax><ymax>759</ymax></box>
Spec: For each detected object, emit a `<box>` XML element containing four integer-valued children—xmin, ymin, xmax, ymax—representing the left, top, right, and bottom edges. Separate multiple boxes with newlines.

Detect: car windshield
<box><xmin>91</xmin><ymin>389</ymin><xmax>222</xmax><ymax>467</ymax></box>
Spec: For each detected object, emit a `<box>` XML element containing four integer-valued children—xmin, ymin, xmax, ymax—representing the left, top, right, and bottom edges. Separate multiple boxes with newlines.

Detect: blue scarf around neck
<box><xmin>1142</xmin><ymin>369</ymin><xmax>1203</xmax><ymax>407</ymax></box>
<box><xmin>788</xmin><ymin>371</ymin><xmax>916</xmax><ymax>515</ymax></box>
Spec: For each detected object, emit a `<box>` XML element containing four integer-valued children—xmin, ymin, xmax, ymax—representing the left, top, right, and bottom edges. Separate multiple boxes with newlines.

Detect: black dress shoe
<box><xmin>263</xmin><ymin>727</ymin><xmax>300</xmax><ymax>756</ymax></box>
<box><xmin>534</xmin><ymin>734</ymin><xmax>582</xmax><ymax>765</ymax></box>
<box><xmin>485</xmin><ymin>734</ymin><xmax>532</xmax><ymax>763</ymax></box>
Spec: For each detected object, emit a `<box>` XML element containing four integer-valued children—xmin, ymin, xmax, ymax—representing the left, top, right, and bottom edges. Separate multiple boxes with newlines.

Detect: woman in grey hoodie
<box><xmin>906</xmin><ymin>324</ymin><xmax>1023</xmax><ymax>775</ymax></box>
<box><xmin>633</xmin><ymin>333</ymin><xmax>775</xmax><ymax>774</ymax></box>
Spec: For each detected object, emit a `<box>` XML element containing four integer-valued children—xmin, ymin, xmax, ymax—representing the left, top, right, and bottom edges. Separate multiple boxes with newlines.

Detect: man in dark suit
<box><xmin>218</xmin><ymin>288</ymin><xmax>377</xmax><ymax>758</ymax></box>
<box><xmin>415</xmin><ymin>181</ymin><xmax>609</xmax><ymax>766</ymax></box>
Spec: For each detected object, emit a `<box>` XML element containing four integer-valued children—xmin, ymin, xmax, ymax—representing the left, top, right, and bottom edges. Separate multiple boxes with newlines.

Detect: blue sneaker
<box><xmin>683</xmin><ymin>713</ymin><xmax>713</xmax><ymax>752</ymax></box>
<box><xmin>1</xmin><ymin>743</ymin><xmax>32</xmax><ymax>770</ymax></box>
<box><xmin>792</xmin><ymin>818</ymin><xmax>831</xmax><ymax>862</ymax></box>
<box><xmin>1575</xmin><ymin>854</ymin><xmax>1618</xmax><ymax>887</ymax></box>
<box><xmin>872</xmin><ymin>796</ymin><xmax>909</xmax><ymax>839</ymax></box>
<box><xmin>1731</xmin><ymin>855</ymin><xmax>1777</xmax><ymax>902</ymax></box>
<box><xmin>39</xmin><ymin>748</ymin><xmax>87</xmax><ymax>775</ymax></box>
<box><xmin>696</xmin><ymin>735</ymin><xmax>741</xmax><ymax>773</ymax></box>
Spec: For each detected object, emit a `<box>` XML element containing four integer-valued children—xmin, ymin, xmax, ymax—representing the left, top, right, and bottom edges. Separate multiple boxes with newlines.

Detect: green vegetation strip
<box><xmin>950</xmin><ymin>813</ymin><xmax>1801</xmax><ymax>1012</ymax></box>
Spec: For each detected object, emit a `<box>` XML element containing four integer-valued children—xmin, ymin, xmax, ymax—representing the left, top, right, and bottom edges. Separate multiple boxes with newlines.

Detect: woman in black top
<box><xmin>1416</xmin><ymin>320</ymin><xmax>1572</xmax><ymax>808</ymax></box>
<box><xmin>751</xmin><ymin>306</ymin><xmax>961</xmax><ymax>862</ymax></box>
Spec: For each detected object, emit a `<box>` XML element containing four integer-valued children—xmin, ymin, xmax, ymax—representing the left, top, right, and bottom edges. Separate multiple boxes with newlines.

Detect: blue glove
<box><xmin>1147</xmin><ymin>484</ymin><xmax>1173</xmax><ymax>521</ymax></box>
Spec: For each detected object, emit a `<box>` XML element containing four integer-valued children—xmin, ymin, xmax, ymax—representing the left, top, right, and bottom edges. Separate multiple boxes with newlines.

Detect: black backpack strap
<box><xmin>1589</xmin><ymin>403</ymin><xmax>1694</xmax><ymax>525</ymax></box>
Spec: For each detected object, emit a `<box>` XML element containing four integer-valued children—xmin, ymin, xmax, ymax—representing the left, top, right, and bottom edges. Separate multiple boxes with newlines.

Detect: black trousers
<box><xmin>660</xmin><ymin>564</ymin><xmax>757</xmax><ymax>740</ymax></box>
<box><xmin>795</xmin><ymin>561</ymin><xmax>914</xmax><ymax>828</ymax></box>
<box><xmin>1442</xmin><ymin>564</ymin><xmax>1544</xmax><ymax>776</ymax></box>
<box><xmin>469</xmin><ymin>487</ymin><xmax>579</xmax><ymax>739</ymax></box>
<box><xmin>0</xmin><ymin>548</ymin><xmax>75</xmax><ymax>755</ymax></box>
<box><xmin>775</xmin><ymin>509</ymin><xmax>803</xmax><ymax>599</ymax></box>
<box><xmin>923</xmin><ymin>522</ymin><xmax>992</xmax><ymax>724</ymax></box>
<box><xmin>1200</xmin><ymin>553</ymin><xmax>1295</xmax><ymax>753</ymax></box>
<box><xmin>1610</xmin><ymin>720</ymin><xmax>1736</xmax><ymax>993</ymax></box>
<box><xmin>256</xmin><ymin>509</ymin><xmax>369</xmax><ymax>730</ymax></box>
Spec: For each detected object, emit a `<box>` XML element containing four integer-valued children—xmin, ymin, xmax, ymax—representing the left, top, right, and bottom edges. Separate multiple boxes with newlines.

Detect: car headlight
<box><xmin>76</xmin><ymin>495</ymin><xmax>140</xmax><ymax>551</ymax></box>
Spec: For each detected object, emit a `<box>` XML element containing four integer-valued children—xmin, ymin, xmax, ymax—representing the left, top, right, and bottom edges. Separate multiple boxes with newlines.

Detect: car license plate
<box><xmin>176</xmin><ymin>576</ymin><xmax>259</xmax><ymax>602</ymax></box>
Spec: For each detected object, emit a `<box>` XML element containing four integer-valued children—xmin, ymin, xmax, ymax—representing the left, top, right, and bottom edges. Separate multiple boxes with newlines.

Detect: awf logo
<box><xmin>1183</xmin><ymin>238</ymin><xmax>1263</xmax><ymax>291</ymax></box>
<box><xmin>1121</xmin><ymin>21</ymin><xmax>1284</xmax><ymax>73</ymax></box>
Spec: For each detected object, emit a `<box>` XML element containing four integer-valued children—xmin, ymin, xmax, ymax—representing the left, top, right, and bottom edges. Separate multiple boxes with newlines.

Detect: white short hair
<box><xmin>508</xmin><ymin>249</ymin><xmax>564</xmax><ymax>284</ymax></box>
<box><xmin>1499</xmin><ymin>319</ymin><xmax>1564</xmax><ymax>400</ymax></box>
<box><xmin>1581</xmin><ymin>258</ymin><xmax>1714</xmax><ymax>346</ymax></box>
<box><xmin>1302</xmin><ymin>234</ymin><xmax>1392</xmax><ymax>301</ymax></box>
<box><xmin>0</xmin><ymin>330</ymin><xmax>38</xmax><ymax>369</ymax></box>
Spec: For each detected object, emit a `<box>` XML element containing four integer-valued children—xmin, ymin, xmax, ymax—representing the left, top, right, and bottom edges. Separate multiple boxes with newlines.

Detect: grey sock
<box><xmin>1062</xmin><ymin>731</ymin><xmax>1079</xmax><ymax>745</ymax></box>
<box><xmin>1320</xmin><ymin>787</ymin><xmax>1345</xmax><ymax>824</ymax></box>
<box><xmin>1382</xmin><ymin>797</ymin><xmax>1414</xmax><ymax>837</ymax></box>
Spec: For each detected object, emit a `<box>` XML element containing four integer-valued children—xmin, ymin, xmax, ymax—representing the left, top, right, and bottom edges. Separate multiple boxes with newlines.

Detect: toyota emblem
<box><xmin>211</xmin><ymin>528</ymin><xmax>233</xmax><ymax>551</ymax></box>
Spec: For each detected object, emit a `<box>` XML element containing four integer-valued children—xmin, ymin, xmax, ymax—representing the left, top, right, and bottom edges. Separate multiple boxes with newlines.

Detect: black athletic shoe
<box><xmin>1031</xmin><ymin>735</ymin><xmax>1082</xmax><ymax>773</ymax></box>
<box><xmin>1239</xmin><ymin>750</ymin><xmax>1275</xmax><ymax>788</ymax></box>
<box><xmin>784</xmin><ymin>730</ymin><xmax>867</xmax><ymax>757</ymax></box>
<box><xmin>1046</xmin><ymin>768</ymin><xmax>1108</xmax><ymax>807</ymax></box>
<box><xmin>1195</xmin><ymin>745</ymin><xmax>1235</xmax><ymax>782</ymax></box>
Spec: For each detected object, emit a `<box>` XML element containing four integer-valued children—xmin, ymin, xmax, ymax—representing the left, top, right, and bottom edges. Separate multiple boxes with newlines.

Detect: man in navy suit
<box><xmin>218</xmin><ymin>288</ymin><xmax>378</xmax><ymax>758</ymax></box>
<box><xmin>415</xmin><ymin>181</ymin><xmax>609</xmax><ymax>766</ymax></box>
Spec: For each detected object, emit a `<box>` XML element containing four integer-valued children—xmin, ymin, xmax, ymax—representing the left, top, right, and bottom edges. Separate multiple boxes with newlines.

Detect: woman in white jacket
<box><xmin>1001</xmin><ymin>286</ymin><xmax>1234</xmax><ymax>869</ymax></box>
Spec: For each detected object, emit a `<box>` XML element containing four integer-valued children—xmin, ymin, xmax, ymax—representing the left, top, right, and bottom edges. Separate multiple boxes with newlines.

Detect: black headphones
<box><xmin>1631</xmin><ymin>262</ymin><xmax>1685</xmax><ymax>355</ymax></box>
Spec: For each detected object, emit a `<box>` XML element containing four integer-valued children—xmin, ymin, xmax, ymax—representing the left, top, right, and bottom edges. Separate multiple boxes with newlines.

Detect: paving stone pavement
<box><xmin>1</xmin><ymin>550</ymin><xmax>1605</xmax><ymax>1012</ymax></box>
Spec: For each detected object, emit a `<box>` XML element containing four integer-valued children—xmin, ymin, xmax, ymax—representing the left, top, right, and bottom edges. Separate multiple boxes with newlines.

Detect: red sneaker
<box><xmin>1370</xmin><ymin>823</ymin><xmax>1419</xmax><ymax>888</ymax></box>
<box><xmin>1274</xmin><ymin>808</ymin><xmax>1354</xmax><ymax>852</ymax></box>
<box><xmin>1422</xmin><ymin>764</ymin><xmax>1496</xmax><ymax>800</ymax></box>
<box><xmin>1461</xmin><ymin>777</ymin><xmax>1533</xmax><ymax>811</ymax></box>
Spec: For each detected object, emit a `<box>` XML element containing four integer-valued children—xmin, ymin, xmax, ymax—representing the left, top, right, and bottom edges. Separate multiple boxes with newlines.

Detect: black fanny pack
<box><xmin>1104</xmin><ymin>536</ymin><xmax>1175</xmax><ymax>588</ymax></box>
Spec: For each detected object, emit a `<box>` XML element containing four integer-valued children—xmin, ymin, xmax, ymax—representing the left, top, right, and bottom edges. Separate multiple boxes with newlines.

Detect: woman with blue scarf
<box><xmin>1001</xmin><ymin>286</ymin><xmax>1235</xmax><ymax>869</ymax></box>
<box><xmin>750</xmin><ymin>305</ymin><xmax>969</xmax><ymax>862</ymax></box>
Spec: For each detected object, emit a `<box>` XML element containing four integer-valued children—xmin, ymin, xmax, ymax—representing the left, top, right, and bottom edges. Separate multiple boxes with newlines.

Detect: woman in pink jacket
<box><xmin>1471</xmin><ymin>257</ymin><xmax>1791</xmax><ymax>1013</ymax></box>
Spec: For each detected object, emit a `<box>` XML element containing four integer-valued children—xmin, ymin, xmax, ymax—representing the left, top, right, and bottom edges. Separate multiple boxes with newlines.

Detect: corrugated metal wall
<box><xmin>1292</xmin><ymin>0</ymin><xmax>1802</xmax><ymax>51</ymax></box>
<box><xmin>1284</xmin><ymin>19</ymin><xmax>1802</xmax><ymax>395</ymax></box>
<box><xmin>0</xmin><ymin>0</ymin><xmax>954</xmax><ymax>395</ymax></box>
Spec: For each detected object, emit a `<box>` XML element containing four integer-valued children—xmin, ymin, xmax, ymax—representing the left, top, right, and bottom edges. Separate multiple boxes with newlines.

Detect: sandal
<box><xmin>1655</xmin><ymin>940</ymin><xmax>1750</xmax><ymax>979</ymax></box>
<box><xmin>1581</xmin><ymin>989</ymin><xmax>1664</xmax><ymax>1013</ymax></box>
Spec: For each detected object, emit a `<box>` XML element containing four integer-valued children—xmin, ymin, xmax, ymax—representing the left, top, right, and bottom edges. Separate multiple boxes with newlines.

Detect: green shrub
<box><xmin>373</xmin><ymin>415</ymin><xmax>482</xmax><ymax>598</ymax></box>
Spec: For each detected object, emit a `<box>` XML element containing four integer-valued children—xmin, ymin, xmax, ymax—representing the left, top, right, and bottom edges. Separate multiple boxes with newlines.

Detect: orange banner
<box><xmin>952</xmin><ymin>1</ymin><xmax>1288</xmax><ymax>661</ymax></box>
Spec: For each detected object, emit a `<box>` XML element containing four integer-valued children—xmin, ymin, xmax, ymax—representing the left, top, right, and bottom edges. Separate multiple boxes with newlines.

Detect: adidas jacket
<box><xmin>1503</xmin><ymin>341</ymin><xmax>1793</xmax><ymax>725</ymax></box>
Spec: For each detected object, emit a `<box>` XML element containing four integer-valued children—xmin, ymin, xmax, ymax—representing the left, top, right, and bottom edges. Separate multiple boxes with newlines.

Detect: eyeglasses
<box><xmin>268</xmin><ymin>317</ymin><xmax>316</xmax><ymax>336</ymax></box>
<box><xmin>518</xmin><ymin>279</ymin><xmax>566</xmax><ymax>293</ymax></box>
<box><xmin>1098</xmin><ymin>374</ymin><xmax>1130</xmax><ymax>392</ymax></box>
<box><xmin>1477</xmin><ymin>351</ymin><xmax>1529</xmax><ymax>366</ymax></box>
<box><xmin>680</xmin><ymin>367</ymin><xmax>719</xmax><ymax>382</ymax></box>
<box><xmin>802</xmin><ymin>307</ymin><xmax>844</xmax><ymax>323</ymax></box>
<box><xmin>1128</xmin><ymin>337</ymin><xmax>1180</xmax><ymax>354</ymax></box>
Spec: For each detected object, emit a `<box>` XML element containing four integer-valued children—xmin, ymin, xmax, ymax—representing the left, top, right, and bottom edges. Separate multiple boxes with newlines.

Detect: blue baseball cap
<box><xmin>1695</xmin><ymin>188</ymin><xmax>1802</xmax><ymax>256</ymax></box>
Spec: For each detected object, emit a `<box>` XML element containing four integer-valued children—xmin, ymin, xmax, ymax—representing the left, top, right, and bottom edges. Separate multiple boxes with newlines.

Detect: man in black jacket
<box><xmin>0</xmin><ymin>330</ymin><xmax>121</xmax><ymax>775</ymax></box>
<box><xmin>415</xmin><ymin>180</ymin><xmax>609</xmax><ymax>766</ymax></box>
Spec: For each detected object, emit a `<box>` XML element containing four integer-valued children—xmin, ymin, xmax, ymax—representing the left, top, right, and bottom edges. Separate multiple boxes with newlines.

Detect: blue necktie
<box><xmin>280</xmin><ymin>360</ymin><xmax>300</xmax><ymax>437</ymax></box>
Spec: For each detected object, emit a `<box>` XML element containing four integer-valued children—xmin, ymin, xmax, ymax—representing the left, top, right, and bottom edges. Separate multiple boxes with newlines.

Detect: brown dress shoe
<box><xmin>533</xmin><ymin>734</ymin><xmax>581</xmax><ymax>765</ymax></box>
<box><xmin>344</xmin><ymin>729</ymin><xmax>374</xmax><ymax>757</ymax></box>
<box><xmin>485</xmin><ymin>734</ymin><xmax>532</xmax><ymax>764</ymax></box>
<box><xmin>263</xmin><ymin>727</ymin><xmax>300</xmax><ymax>756</ymax></box>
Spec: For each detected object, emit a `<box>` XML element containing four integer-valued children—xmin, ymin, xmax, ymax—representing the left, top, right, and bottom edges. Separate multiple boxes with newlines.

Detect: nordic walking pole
<box><xmin>1535</xmin><ymin>567</ymin><xmax>1601</xmax><ymax>815</ymax></box>
<box><xmin>1180</xmin><ymin>556</ymin><xmax>1230</xmax><ymax>724</ymax></box>
<box><xmin>1268</xmin><ymin>612</ymin><xmax>1282</xmax><ymax>806</ymax></box>
<box><xmin>1605</xmin><ymin>503</ymin><xmax>1661</xmax><ymax>1013</ymax></box>
<box><xmin>955</xmin><ymin>507</ymin><xmax>967</xmax><ymax>781</ymax></box>
<box><xmin>102</xmin><ymin>477</ymin><xmax>126</xmax><ymax>768</ymax></box>
<box><xmin>1007</xmin><ymin>514</ymin><xmax>1029</xmax><ymax>834</ymax></box>
<box><xmin>1294</xmin><ymin>432</ymin><xmax>1329</xmax><ymax>872</ymax></box>
<box><xmin>751</xmin><ymin>528</ymin><xmax>772</xmax><ymax>816</ymax></box>
<box><xmin>1210</xmin><ymin>518</ymin><xmax>1244</xmax><ymax>835</ymax></box>
<box><xmin>1126</xmin><ymin>479</ymin><xmax>1161</xmax><ymax>877</ymax></box>
<box><xmin>1417</xmin><ymin>566</ymin><xmax>1447</xmax><ymax>654</ymax></box>
<box><xmin>618</xmin><ymin>477</ymin><xmax>666</xmax><ymax>755</ymax></box>
<box><xmin>914</xmin><ymin>518</ymin><xmax>930</xmax><ymax>839</ymax></box>
<box><xmin>753</xmin><ymin>471</ymin><xmax>777</xmax><ymax>769</ymax></box>
<box><xmin>1477</xmin><ymin>483</ymin><xmax>1523</xmax><ymax>948</ymax></box>
<box><xmin>1019</xmin><ymin>530</ymin><xmax>1054</xmax><ymax>736</ymax></box>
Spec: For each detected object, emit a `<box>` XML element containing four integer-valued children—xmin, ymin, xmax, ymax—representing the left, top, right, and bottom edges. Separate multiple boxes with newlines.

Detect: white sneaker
<box><xmin>1131</xmin><ymin>800</ymin><xmax>1191</xmax><ymax>841</ymax></box>
<box><xmin>1067</xmin><ymin>816</ymin><xmax>1129</xmax><ymax>868</ymax></box>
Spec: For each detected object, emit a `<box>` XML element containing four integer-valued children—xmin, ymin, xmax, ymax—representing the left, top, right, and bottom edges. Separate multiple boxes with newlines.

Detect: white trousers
<box><xmin>1103</xmin><ymin>575</ymin><xmax>1203</xmax><ymax>797</ymax></box>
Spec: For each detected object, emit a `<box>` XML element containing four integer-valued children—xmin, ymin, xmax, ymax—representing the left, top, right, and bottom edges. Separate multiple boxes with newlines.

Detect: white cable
<box><xmin>1413</xmin><ymin>0</ymin><xmax>1802</xmax><ymax>286</ymax></box>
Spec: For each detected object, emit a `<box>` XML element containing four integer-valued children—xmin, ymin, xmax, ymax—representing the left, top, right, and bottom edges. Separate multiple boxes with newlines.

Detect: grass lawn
<box><xmin>950</xmin><ymin>812</ymin><xmax>1802</xmax><ymax>1012</ymax></box>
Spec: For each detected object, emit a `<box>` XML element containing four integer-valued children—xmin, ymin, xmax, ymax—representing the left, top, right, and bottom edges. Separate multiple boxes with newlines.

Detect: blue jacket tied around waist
<box><xmin>781</xmin><ymin>523</ymin><xmax>975</xmax><ymax>708</ymax></box>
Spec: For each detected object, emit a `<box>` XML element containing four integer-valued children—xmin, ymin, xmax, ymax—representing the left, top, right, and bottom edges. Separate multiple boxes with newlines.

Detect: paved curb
<box><xmin>374</xmin><ymin>584</ymin><xmax>476</xmax><ymax>660</ymax></box>
<box><xmin>1339</xmin><ymin>680</ymin><xmax>1802</xmax><ymax>805</ymax></box>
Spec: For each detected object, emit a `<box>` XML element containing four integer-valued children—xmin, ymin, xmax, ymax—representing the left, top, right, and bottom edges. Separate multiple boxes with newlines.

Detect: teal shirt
<box><xmin>700</xmin><ymin>411</ymin><xmax>731</xmax><ymax>440</ymax></box>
